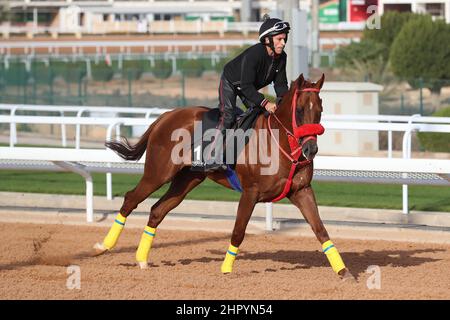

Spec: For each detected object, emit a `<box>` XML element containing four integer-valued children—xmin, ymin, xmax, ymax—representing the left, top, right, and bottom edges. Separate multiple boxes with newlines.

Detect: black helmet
<box><xmin>258</xmin><ymin>15</ymin><xmax>290</xmax><ymax>43</ymax></box>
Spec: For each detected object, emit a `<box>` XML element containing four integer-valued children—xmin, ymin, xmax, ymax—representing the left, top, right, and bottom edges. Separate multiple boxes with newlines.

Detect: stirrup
<box><xmin>203</xmin><ymin>163</ymin><xmax>227</xmax><ymax>172</ymax></box>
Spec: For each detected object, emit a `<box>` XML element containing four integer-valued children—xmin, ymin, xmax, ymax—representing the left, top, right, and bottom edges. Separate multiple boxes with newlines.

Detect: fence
<box><xmin>0</xmin><ymin>105</ymin><xmax>449</xmax><ymax>226</ymax></box>
<box><xmin>0</xmin><ymin>104</ymin><xmax>169</xmax><ymax>148</ymax></box>
<box><xmin>3</xmin><ymin>55</ymin><xmax>450</xmax><ymax>115</ymax></box>
<box><xmin>0</xmin><ymin>54</ymin><xmax>226</xmax><ymax>108</ymax></box>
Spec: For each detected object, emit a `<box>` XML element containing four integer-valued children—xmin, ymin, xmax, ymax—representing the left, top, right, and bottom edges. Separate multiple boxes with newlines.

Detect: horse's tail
<box><xmin>105</xmin><ymin>116</ymin><xmax>162</xmax><ymax>161</ymax></box>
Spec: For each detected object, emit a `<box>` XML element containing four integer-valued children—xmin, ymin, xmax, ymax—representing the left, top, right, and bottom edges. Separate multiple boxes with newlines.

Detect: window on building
<box><xmin>383</xmin><ymin>4</ymin><xmax>412</xmax><ymax>13</ymax></box>
<box><xmin>426</xmin><ymin>3</ymin><xmax>444</xmax><ymax>18</ymax></box>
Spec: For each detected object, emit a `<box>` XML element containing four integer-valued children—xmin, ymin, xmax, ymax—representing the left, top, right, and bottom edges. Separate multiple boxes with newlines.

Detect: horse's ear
<box><xmin>316</xmin><ymin>73</ymin><xmax>325</xmax><ymax>89</ymax></box>
<box><xmin>289</xmin><ymin>80</ymin><xmax>295</xmax><ymax>90</ymax></box>
<box><xmin>297</xmin><ymin>74</ymin><xmax>305</xmax><ymax>88</ymax></box>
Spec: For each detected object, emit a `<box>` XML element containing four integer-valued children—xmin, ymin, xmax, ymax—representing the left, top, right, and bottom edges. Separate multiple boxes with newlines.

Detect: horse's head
<box><xmin>292</xmin><ymin>73</ymin><xmax>325</xmax><ymax>161</ymax></box>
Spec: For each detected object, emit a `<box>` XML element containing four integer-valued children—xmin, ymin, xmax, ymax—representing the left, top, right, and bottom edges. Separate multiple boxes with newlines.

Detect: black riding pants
<box><xmin>218</xmin><ymin>74</ymin><xmax>252</xmax><ymax>130</ymax></box>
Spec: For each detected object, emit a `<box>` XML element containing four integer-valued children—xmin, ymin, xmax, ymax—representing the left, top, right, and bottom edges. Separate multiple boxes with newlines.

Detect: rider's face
<box><xmin>266</xmin><ymin>34</ymin><xmax>287</xmax><ymax>55</ymax></box>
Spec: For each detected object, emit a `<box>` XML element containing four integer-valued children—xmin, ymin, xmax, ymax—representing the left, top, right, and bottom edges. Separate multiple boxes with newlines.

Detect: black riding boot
<box><xmin>203</xmin><ymin>126</ymin><xmax>228</xmax><ymax>172</ymax></box>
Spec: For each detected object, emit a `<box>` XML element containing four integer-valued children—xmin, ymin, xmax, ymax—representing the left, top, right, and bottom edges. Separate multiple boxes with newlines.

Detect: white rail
<box><xmin>1</xmin><ymin>147</ymin><xmax>449</xmax><ymax>224</ymax></box>
<box><xmin>0</xmin><ymin>104</ymin><xmax>170</xmax><ymax>147</ymax></box>
<box><xmin>0</xmin><ymin>109</ymin><xmax>449</xmax><ymax>226</ymax></box>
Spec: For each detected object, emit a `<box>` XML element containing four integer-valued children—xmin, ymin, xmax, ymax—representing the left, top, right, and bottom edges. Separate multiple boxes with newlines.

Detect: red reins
<box><xmin>268</xmin><ymin>87</ymin><xmax>325</xmax><ymax>202</ymax></box>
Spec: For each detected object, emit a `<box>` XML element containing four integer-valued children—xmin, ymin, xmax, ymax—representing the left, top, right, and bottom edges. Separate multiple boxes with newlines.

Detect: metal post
<box><xmin>401</xmin><ymin>114</ymin><xmax>421</xmax><ymax>214</ymax></box>
<box><xmin>278</xmin><ymin>0</ymin><xmax>306</xmax><ymax>82</ymax></box>
<box><xmin>311</xmin><ymin>0</ymin><xmax>320</xmax><ymax>69</ymax></box>
<box><xmin>292</xmin><ymin>9</ymin><xmax>309</xmax><ymax>80</ymax></box>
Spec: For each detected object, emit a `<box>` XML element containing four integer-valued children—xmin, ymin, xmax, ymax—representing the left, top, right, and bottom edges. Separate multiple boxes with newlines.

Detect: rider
<box><xmin>204</xmin><ymin>15</ymin><xmax>291</xmax><ymax>172</ymax></box>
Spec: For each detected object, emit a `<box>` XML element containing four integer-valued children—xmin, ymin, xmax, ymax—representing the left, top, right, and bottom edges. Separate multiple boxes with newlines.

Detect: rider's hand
<box><xmin>264</xmin><ymin>102</ymin><xmax>277</xmax><ymax>114</ymax></box>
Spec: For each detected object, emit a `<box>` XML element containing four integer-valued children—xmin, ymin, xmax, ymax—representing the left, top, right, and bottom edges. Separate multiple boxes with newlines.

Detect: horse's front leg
<box><xmin>288</xmin><ymin>186</ymin><xmax>355</xmax><ymax>281</ymax></box>
<box><xmin>221</xmin><ymin>190</ymin><xmax>258</xmax><ymax>274</ymax></box>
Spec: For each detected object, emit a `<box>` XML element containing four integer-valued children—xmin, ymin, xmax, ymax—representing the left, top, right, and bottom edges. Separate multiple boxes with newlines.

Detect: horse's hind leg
<box><xmin>93</xmin><ymin>163</ymin><xmax>181</xmax><ymax>255</ymax></box>
<box><xmin>136</xmin><ymin>167</ymin><xmax>206</xmax><ymax>269</ymax></box>
<box><xmin>288</xmin><ymin>186</ymin><xmax>356</xmax><ymax>282</ymax></box>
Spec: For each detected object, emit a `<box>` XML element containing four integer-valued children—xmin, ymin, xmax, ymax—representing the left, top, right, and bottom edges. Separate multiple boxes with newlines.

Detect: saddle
<box><xmin>191</xmin><ymin>106</ymin><xmax>266</xmax><ymax>171</ymax></box>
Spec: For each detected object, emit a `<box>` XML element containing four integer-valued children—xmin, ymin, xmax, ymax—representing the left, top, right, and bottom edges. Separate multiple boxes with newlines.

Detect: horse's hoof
<box><xmin>221</xmin><ymin>266</ymin><xmax>232</xmax><ymax>274</ymax></box>
<box><xmin>92</xmin><ymin>243</ymin><xmax>108</xmax><ymax>256</ymax></box>
<box><xmin>340</xmin><ymin>269</ymin><xmax>357</xmax><ymax>283</ymax></box>
<box><xmin>138</xmin><ymin>262</ymin><xmax>148</xmax><ymax>269</ymax></box>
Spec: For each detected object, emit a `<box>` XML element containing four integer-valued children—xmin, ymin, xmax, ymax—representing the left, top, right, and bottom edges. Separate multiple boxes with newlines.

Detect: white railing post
<box><xmin>401</xmin><ymin>114</ymin><xmax>421</xmax><ymax>214</ymax></box>
<box><xmin>265</xmin><ymin>202</ymin><xmax>273</xmax><ymax>231</ymax></box>
<box><xmin>106</xmin><ymin>121</ymin><xmax>123</xmax><ymax>200</ymax></box>
<box><xmin>75</xmin><ymin>109</ymin><xmax>86</xmax><ymax>149</ymax></box>
<box><xmin>387</xmin><ymin>121</ymin><xmax>393</xmax><ymax>158</ymax></box>
<box><xmin>59</xmin><ymin>111</ymin><xmax>67</xmax><ymax>147</ymax></box>
<box><xmin>10</xmin><ymin>106</ymin><xmax>17</xmax><ymax>146</ymax></box>
<box><xmin>53</xmin><ymin>160</ymin><xmax>94</xmax><ymax>223</ymax></box>
<box><xmin>85</xmin><ymin>176</ymin><xmax>94</xmax><ymax>223</ymax></box>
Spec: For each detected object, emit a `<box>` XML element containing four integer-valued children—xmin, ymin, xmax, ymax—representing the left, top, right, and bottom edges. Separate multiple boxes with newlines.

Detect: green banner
<box><xmin>319</xmin><ymin>0</ymin><xmax>340</xmax><ymax>23</ymax></box>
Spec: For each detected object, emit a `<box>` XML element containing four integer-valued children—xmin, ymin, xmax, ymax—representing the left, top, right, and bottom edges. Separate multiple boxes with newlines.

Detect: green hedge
<box><xmin>417</xmin><ymin>106</ymin><xmax>450</xmax><ymax>152</ymax></box>
<box><xmin>214</xmin><ymin>58</ymin><xmax>228</xmax><ymax>74</ymax></box>
<box><xmin>91</xmin><ymin>62</ymin><xmax>115</xmax><ymax>82</ymax></box>
<box><xmin>214</xmin><ymin>45</ymin><xmax>251</xmax><ymax>74</ymax></box>
<box><xmin>48</xmin><ymin>60</ymin><xmax>65</xmax><ymax>79</ymax></box>
<box><xmin>335</xmin><ymin>39</ymin><xmax>386</xmax><ymax>68</ymax></box>
<box><xmin>390</xmin><ymin>15</ymin><xmax>450</xmax><ymax>92</ymax></box>
<box><xmin>152</xmin><ymin>60</ymin><xmax>172</xmax><ymax>79</ymax></box>
<box><xmin>50</xmin><ymin>61</ymin><xmax>86</xmax><ymax>83</ymax></box>
<box><xmin>31</xmin><ymin>62</ymin><xmax>54</xmax><ymax>85</ymax></box>
<box><xmin>179</xmin><ymin>59</ymin><xmax>204</xmax><ymax>77</ymax></box>
<box><xmin>122</xmin><ymin>60</ymin><xmax>147</xmax><ymax>80</ymax></box>
<box><xmin>199</xmin><ymin>57</ymin><xmax>216</xmax><ymax>71</ymax></box>
<box><xmin>66</xmin><ymin>63</ymin><xmax>86</xmax><ymax>83</ymax></box>
<box><xmin>4</xmin><ymin>62</ymin><xmax>28</xmax><ymax>86</ymax></box>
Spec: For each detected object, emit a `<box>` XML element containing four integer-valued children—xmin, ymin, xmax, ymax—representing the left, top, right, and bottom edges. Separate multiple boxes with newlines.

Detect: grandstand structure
<box><xmin>5</xmin><ymin>0</ymin><xmax>272</xmax><ymax>37</ymax></box>
<box><xmin>0</xmin><ymin>0</ymin><xmax>447</xmax><ymax>52</ymax></box>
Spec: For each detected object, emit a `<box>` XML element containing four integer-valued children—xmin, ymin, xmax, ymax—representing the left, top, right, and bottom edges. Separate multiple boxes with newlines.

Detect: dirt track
<box><xmin>0</xmin><ymin>221</ymin><xmax>449</xmax><ymax>300</ymax></box>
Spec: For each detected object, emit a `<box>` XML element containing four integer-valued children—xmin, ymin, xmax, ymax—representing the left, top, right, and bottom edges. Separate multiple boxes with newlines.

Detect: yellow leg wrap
<box><xmin>322</xmin><ymin>240</ymin><xmax>346</xmax><ymax>274</ymax></box>
<box><xmin>136</xmin><ymin>226</ymin><xmax>156</xmax><ymax>263</ymax></box>
<box><xmin>221</xmin><ymin>244</ymin><xmax>239</xmax><ymax>274</ymax></box>
<box><xmin>102</xmin><ymin>213</ymin><xmax>127</xmax><ymax>250</ymax></box>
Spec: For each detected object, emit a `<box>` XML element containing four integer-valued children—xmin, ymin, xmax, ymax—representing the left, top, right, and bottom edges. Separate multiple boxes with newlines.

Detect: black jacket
<box><xmin>222</xmin><ymin>43</ymin><xmax>289</xmax><ymax>108</ymax></box>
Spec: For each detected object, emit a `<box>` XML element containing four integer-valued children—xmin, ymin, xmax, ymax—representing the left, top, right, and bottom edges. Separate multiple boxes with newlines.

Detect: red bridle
<box><xmin>268</xmin><ymin>87</ymin><xmax>325</xmax><ymax>163</ymax></box>
<box><xmin>268</xmin><ymin>87</ymin><xmax>325</xmax><ymax>202</ymax></box>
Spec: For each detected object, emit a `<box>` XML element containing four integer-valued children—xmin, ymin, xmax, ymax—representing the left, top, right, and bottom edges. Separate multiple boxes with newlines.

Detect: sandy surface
<box><xmin>0</xmin><ymin>221</ymin><xmax>449</xmax><ymax>300</ymax></box>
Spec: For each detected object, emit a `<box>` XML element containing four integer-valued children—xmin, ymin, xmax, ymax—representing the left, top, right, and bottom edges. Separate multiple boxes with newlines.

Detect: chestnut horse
<box><xmin>93</xmin><ymin>73</ymin><xmax>355</xmax><ymax>281</ymax></box>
